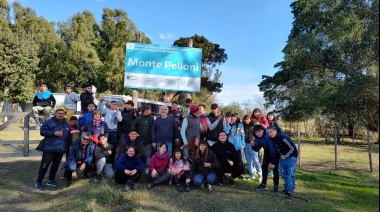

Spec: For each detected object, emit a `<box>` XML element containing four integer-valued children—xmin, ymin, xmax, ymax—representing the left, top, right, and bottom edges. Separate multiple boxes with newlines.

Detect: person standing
<box><xmin>32</xmin><ymin>83</ymin><xmax>56</xmax><ymax>130</ymax></box>
<box><xmin>267</xmin><ymin>125</ymin><xmax>298</xmax><ymax>200</ymax></box>
<box><xmin>80</xmin><ymin>84</ymin><xmax>94</xmax><ymax>113</ymax></box>
<box><xmin>251</xmin><ymin>108</ymin><xmax>269</xmax><ymax>128</ymax></box>
<box><xmin>151</xmin><ymin>106</ymin><xmax>178</xmax><ymax>156</ymax></box>
<box><xmin>35</xmin><ymin>109</ymin><xmax>71</xmax><ymax>190</ymax></box>
<box><xmin>181</xmin><ymin>98</ymin><xmax>192</xmax><ymax>116</ymax></box>
<box><xmin>118</xmin><ymin>100</ymin><xmax>136</xmax><ymax>143</ymax></box>
<box><xmin>62</xmin><ymin>85</ymin><xmax>80</xmax><ymax>122</ymax></box>
<box><xmin>198</xmin><ymin>104</ymin><xmax>208</xmax><ymax>141</ymax></box>
<box><xmin>242</xmin><ymin>115</ymin><xmax>262</xmax><ymax>181</ymax></box>
<box><xmin>117</xmin><ymin>130</ymin><xmax>145</xmax><ymax>161</ymax></box>
<box><xmin>168</xmin><ymin>101</ymin><xmax>181</xmax><ymax>118</ymax></box>
<box><xmin>131</xmin><ymin>105</ymin><xmax>154</xmax><ymax>173</ymax></box>
<box><xmin>267</xmin><ymin>111</ymin><xmax>284</xmax><ymax>133</ymax></box>
<box><xmin>77</xmin><ymin>102</ymin><xmax>96</xmax><ymax>128</ymax></box>
<box><xmin>206</xmin><ymin>104</ymin><xmax>226</xmax><ymax>147</ymax></box>
<box><xmin>180</xmin><ymin>105</ymin><xmax>204</xmax><ymax>159</ymax></box>
<box><xmin>97</xmin><ymin>98</ymin><xmax>122</xmax><ymax>148</ymax></box>
<box><xmin>82</xmin><ymin>110</ymin><xmax>109</xmax><ymax>145</ymax></box>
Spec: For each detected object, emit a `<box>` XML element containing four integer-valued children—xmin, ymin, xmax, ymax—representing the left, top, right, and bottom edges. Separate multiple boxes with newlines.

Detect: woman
<box><xmin>147</xmin><ymin>143</ymin><xmax>171</xmax><ymax>188</ymax></box>
<box><xmin>186</xmin><ymin>141</ymin><xmax>220</xmax><ymax>190</ymax></box>
<box><xmin>187</xmin><ymin>136</ymin><xmax>199</xmax><ymax>165</ymax></box>
<box><xmin>251</xmin><ymin>108</ymin><xmax>269</xmax><ymax>129</ymax></box>
<box><xmin>169</xmin><ymin>148</ymin><xmax>191</xmax><ymax>192</ymax></box>
<box><xmin>243</xmin><ymin>115</ymin><xmax>263</xmax><ymax>181</ymax></box>
<box><xmin>267</xmin><ymin>111</ymin><xmax>283</xmax><ymax>133</ymax></box>
<box><xmin>224</xmin><ymin>113</ymin><xmax>245</xmax><ymax>166</ymax></box>
<box><xmin>82</xmin><ymin>110</ymin><xmax>109</xmax><ymax>145</ymax></box>
<box><xmin>115</xmin><ymin>146</ymin><xmax>145</xmax><ymax>191</ymax></box>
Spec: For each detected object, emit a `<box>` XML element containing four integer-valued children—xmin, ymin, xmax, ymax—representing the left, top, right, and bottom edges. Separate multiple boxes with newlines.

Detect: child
<box><xmin>78</xmin><ymin>102</ymin><xmax>96</xmax><ymax>128</ymax></box>
<box><xmin>69</xmin><ymin>116</ymin><xmax>81</xmax><ymax>143</ymax></box>
<box><xmin>169</xmin><ymin>148</ymin><xmax>191</xmax><ymax>192</ymax></box>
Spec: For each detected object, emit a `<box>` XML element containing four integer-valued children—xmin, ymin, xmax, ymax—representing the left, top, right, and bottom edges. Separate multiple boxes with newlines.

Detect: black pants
<box><xmin>37</xmin><ymin>152</ymin><xmax>63</xmax><ymax>183</ymax></box>
<box><xmin>215</xmin><ymin>163</ymin><xmax>244</xmax><ymax>180</ymax></box>
<box><xmin>115</xmin><ymin>171</ymin><xmax>141</xmax><ymax>184</ymax></box>
<box><xmin>172</xmin><ymin>171</ymin><xmax>189</xmax><ymax>185</ymax></box>
<box><xmin>64</xmin><ymin>162</ymin><xmax>95</xmax><ymax>182</ymax></box>
<box><xmin>261</xmin><ymin>157</ymin><xmax>279</xmax><ymax>186</ymax></box>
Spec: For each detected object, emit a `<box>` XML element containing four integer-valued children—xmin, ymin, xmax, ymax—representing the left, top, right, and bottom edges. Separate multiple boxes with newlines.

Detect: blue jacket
<box><xmin>40</xmin><ymin>116</ymin><xmax>71</xmax><ymax>153</ymax></box>
<box><xmin>224</xmin><ymin>123</ymin><xmax>245</xmax><ymax>150</ymax></box>
<box><xmin>64</xmin><ymin>139</ymin><xmax>95</xmax><ymax>171</ymax></box>
<box><xmin>78</xmin><ymin>111</ymin><xmax>93</xmax><ymax>127</ymax></box>
<box><xmin>151</xmin><ymin>116</ymin><xmax>177</xmax><ymax>143</ymax></box>
<box><xmin>270</xmin><ymin>133</ymin><xmax>298</xmax><ymax>158</ymax></box>
<box><xmin>115</xmin><ymin>154</ymin><xmax>145</xmax><ymax>173</ymax></box>
<box><xmin>252</xmin><ymin>128</ymin><xmax>279</xmax><ymax>164</ymax></box>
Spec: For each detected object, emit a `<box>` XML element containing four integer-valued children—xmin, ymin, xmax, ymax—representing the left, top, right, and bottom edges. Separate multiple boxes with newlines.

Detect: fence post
<box><xmin>367</xmin><ymin>130</ymin><xmax>373</xmax><ymax>172</ymax></box>
<box><xmin>297</xmin><ymin>124</ymin><xmax>301</xmax><ymax>168</ymax></box>
<box><xmin>23</xmin><ymin>113</ymin><xmax>30</xmax><ymax>157</ymax></box>
<box><xmin>334</xmin><ymin>128</ymin><xmax>338</xmax><ymax>169</ymax></box>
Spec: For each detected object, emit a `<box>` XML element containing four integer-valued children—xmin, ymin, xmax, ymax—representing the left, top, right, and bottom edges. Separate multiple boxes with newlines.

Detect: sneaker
<box><xmin>248</xmin><ymin>175</ymin><xmax>255</xmax><ymax>180</ymax></box>
<box><xmin>258</xmin><ymin>176</ymin><xmax>262</xmax><ymax>183</ymax></box>
<box><xmin>281</xmin><ymin>189</ymin><xmax>289</xmax><ymax>195</ymax></box>
<box><xmin>229</xmin><ymin>178</ymin><xmax>235</xmax><ymax>187</ymax></box>
<box><xmin>35</xmin><ymin>182</ymin><xmax>43</xmax><ymax>191</ymax></box>
<box><xmin>168</xmin><ymin>179</ymin><xmax>172</xmax><ymax>186</ymax></box>
<box><xmin>95</xmin><ymin>175</ymin><xmax>102</xmax><ymax>182</ymax></box>
<box><xmin>185</xmin><ymin>184</ymin><xmax>191</xmax><ymax>192</ymax></box>
<box><xmin>67</xmin><ymin>181</ymin><xmax>73</xmax><ymax>187</ymax></box>
<box><xmin>256</xmin><ymin>184</ymin><xmax>267</xmax><ymax>190</ymax></box>
<box><xmin>176</xmin><ymin>185</ymin><xmax>184</xmax><ymax>192</ymax></box>
<box><xmin>274</xmin><ymin>186</ymin><xmax>279</xmax><ymax>194</ymax></box>
<box><xmin>147</xmin><ymin>183</ymin><xmax>154</xmax><ymax>189</ymax></box>
<box><xmin>124</xmin><ymin>183</ymin><xmax>131</xmax><ymax>191</ymax></box>
<box><xmin>207</xmin><ymin>184</ymin><xmax>212</xmax><ymax>191</ymax></box>
<box><xmin>218</xmin><ymin>178</ymin><xmax>224</xmax><ymax>186</ymax></box>
<box><xmin>46</xmin><ymin>180</ymin><xmax>58</xmax><ymax>187</ymax></box>
<box><xmin>145</xmin><ymin>168</ymin><xmax>149</xmax><ymax>175</ymax></box>
<box><xmin>200</xmin><ymin>183</ymin><xmax>205</xmax><ymax>189</ymax></box>
<box><xmin>287</xmin><ymin>192</ymin><xmax>293</xmax><ymax>200</ymax></box>
<box><xmin>130</xmin><ymin>183</ymin><xmax>137</xmax><ymax>190</ymax></box>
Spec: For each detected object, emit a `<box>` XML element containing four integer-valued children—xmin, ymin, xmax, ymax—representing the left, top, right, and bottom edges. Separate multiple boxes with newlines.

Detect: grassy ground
<box><xmin>0</xmin><ymin>125</ymin><xmax>379</xmax><ymax>212</ymax></box>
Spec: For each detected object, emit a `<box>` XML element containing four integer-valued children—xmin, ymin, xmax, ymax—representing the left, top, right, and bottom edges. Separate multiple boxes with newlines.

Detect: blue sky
<box><xmin>8</xmin><ymin>0</ymin><xmax>294</xmax><ymax>105</ymax></box>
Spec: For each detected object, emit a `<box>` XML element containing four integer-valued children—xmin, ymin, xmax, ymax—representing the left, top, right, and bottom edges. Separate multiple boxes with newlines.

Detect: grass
<box><xmin>0</xmin><ymin>126</ymin><xmax>379</xmax><ymax>212</ymax></box>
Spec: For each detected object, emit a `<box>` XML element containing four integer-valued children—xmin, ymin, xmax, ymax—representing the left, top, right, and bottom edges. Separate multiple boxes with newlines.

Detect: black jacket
<box><xmin>93</xmin><ymin>143</ymin><xmax>115</xmax><ymax>164</ymax></box>
<box><xmin>118</xmin><ymin>108</ymin><xmax>136</xmax><ymax>136</ymax></box>
<box><xmin>189</xmin><ymin>150</ymin><xmax>220</xmax><ymax>179</ymax></box>
<box><xmin>80</xmin><ymin>91</ymin><xmax>94</xmax><ymax>111</ymax></box>
<box><xmin>211</xmin><ymin>141</ymin><xmax>238</xmax><ymax>168</ymax></box>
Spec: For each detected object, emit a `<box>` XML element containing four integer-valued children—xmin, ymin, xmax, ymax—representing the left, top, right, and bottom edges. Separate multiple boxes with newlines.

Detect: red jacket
<box><xmin>149</xmin><ymin>152</ymin><xmax>171</xmax><ymax>175</ymax></box>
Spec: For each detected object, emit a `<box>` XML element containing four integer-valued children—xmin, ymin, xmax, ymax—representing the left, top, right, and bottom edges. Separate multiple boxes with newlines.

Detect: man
<box><xmin>181</xmin><ymin>98</ymin><xmax>192</xmax><ymax>116</ymax></box>
<box><xmin>32</xmin><ymin>83</ymin><xmax>56</xmax><ymax>130</ymax></box>
<box><xmin>93</xmin><ymin>134</ymin><xmax>115</xmax><ymax>181</ymax></box>
<box><xmin>98</xmin><ymin>98</ymin><xmax>122</xmax><ymax>148</ymax></box>
<box><xmin>118</xmin><ymin>100</ymin><xmax>136</xmax><ymax>144</ymax></box>
<box><xmin>206</xmin><ymin>103</ymin><xmax>226</xmax><ymax>147</ymax></box>
<box><xmin>211</xmin><ymin>131</ymin><xmax>244</xmax><ymax>187</ymax></box>
<box><xmin>151</xmin><ymin>106</ymin><xmax>178</xmax><ymax>156</ymax></box>
<box><xmin>198</xmin><ymin>104</ymin><xmax>208</xmax><ymax>141</ymax></box>
<box><xmin>131</xmin><ymin>105</ymin><xmax>154</xmax><ymax>173</ymax></box>
<box><xmin>168</xmin><ymin>101</ymin><xmax>181</xmax><ymax>118</ymax></box>
<box><xmin>180</xmin><ymin>105</ymin><xmax>204</xmax><ymax>158</ymax></box>
<box><xmin>80</xmin><ymin>84</ymin><xmax>94</xmax><ymax>113</ymax></box>
<box><xmin>63</xmin><ymin>132</ymin><xmax>95</xmax><ymax>187</ymax></box>
<box><xmin>77</xmin><ymin>102</ymin><xmax>96</xmax><ymax>127</ymax></box>
<box><xmin>62</xmin><ymin>85</ymin><xmax>80</xmax><ymax>122</ymax></box>
<box><xmin>35</xmin><ymin>109</ymin><xmax>71</xmax><ymax>191</ymax></box>
<box><xmin>267</xmin><ymin>125</ymin><xmax>298</xmax><ymax>200</ymax></box>
<box><xmin>117</xmin><ymin>129</ymin><xmax>145</xmax><ymax>161</ymax></box>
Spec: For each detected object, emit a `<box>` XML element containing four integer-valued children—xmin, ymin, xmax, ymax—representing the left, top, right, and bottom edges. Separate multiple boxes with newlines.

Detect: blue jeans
<box><xmin>279</xmin><ymin>156</ymin><xmax>297</xmax><ymax>193</ymax></box>
<box><xmin>95</xmin><ymin>157</ymin><xmax>115</xmax><ymax>178</ymax></box>
<box><xmin>156</xmin><ymin>140</ymin><xmax>173</xmax><ymax>156</ymax></box>
<box><xmin>183</xmin><ymin>147</ymin><xmax>188</xmax><ymax>159</ymax></box>
<box><xmin>144</xmin><ymin>144</ymin><xmax>152</xmax><ymax>167</ymax></box>
<box><xmin>194</xmin><ymin>173</ymin><xmax>216</xmax><ymax>186</ymax></box>
<box><xmin>244</xmin><ymin>144</ymin><xmax>262</xmax><ymax>178</ymax></box>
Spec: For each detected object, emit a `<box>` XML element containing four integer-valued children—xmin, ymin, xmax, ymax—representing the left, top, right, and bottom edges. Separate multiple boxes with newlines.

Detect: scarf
<box><xmin>92</xmin><ymin>119</ymin><xmax>101</xmax><ymax>127</ymax></box>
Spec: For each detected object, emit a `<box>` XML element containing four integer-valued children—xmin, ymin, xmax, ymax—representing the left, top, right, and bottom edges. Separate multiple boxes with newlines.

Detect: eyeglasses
<box><xmin>82</xmin><ymin>138</ymin><xmax>90</xmax><ymax>141</ymax></box>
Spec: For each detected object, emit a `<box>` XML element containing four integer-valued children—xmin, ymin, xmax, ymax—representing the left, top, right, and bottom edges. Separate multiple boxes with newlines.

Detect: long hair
<box><xmin>230</xmin><ymin>113</ymin><xmax>242</xmax><ymax>135</ymax></box>
<box><xmin>251</xmin><ymin>108</ymin><xmax>264</xmax><ymax>123</ymax></box>
<box><xmin>188</xmin><ymin>136</ymin><xmax>198</xmax><ymax>159</ymax></box>
<box><xmin>172</xmin><ymin>148</ymin><xmax>187</xmax><ymax>163</ymax></box>
<box><xmin>194</xmin><ymin>141</ymin><xmax>208</xmax><ymax>164</ymax></box>
<box><xmin>266</xmin><ymin>111</ymin><xmax>278</xmax><ymax>123</ymax></box>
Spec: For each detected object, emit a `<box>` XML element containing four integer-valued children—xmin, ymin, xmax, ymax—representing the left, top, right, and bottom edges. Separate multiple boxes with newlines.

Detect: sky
<box><xmin>7</xmin><ymin>0</ymin><xmax>294</xmax><ymax>106</ymax></box>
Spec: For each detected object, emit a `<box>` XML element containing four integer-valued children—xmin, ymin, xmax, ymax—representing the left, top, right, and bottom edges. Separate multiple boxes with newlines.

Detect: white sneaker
<box><xmin>208</xmin><ymin>184</ymin><xmax>212</xmax><ymax>191</ymax></box>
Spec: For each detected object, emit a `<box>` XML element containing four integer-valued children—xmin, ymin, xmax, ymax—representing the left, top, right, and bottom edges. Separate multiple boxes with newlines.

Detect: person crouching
<box><xmin>93</xmin><ymin>134</ymin><xmax>115</xmax><ymax>182</ymax></box>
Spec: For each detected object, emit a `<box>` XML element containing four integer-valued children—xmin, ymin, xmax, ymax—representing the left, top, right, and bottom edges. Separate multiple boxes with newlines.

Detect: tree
<box><xmin>161</xmin><ymin>34</ymin><xmax>227</xmax><ymax>103</ymax></box>
<box><xmin>259</xmin><ymin>0</ymin><xmax>379</xmax><ymax>131</ymax></box>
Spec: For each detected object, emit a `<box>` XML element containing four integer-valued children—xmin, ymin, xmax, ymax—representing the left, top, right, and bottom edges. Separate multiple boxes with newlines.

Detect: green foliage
<box><xmin>259</xmin><ymin>0</ymin><xmax>379</xmax><ymax>130</ymax></box>
<box><xmin>220</xmin><ymin>101</ymin><xmax>244</xmax><ymax>116</ymax></box>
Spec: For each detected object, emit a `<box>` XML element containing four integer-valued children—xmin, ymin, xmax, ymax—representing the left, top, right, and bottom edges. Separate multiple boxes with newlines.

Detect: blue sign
<box><xmin>124</xmin><ymin>43</ymin><xmax>202</xmax><ymax>92</ymax></box>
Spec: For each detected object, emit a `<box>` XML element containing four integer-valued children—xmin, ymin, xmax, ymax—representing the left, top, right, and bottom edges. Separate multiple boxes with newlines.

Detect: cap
<box><xmin>211</xmin><ymin>103</ymin><xmax>218</xmax><ymax>109</ymax></box>
<box><xmin>190</xmin><ymin>105</ymin><xmax>199</xmax><ymax>113</ymax></box>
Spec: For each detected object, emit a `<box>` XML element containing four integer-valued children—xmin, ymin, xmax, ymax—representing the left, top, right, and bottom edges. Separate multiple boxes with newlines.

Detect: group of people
<box><xmin>33</xmin><ymin>82</ymin><xmax>298</xmax><ymax>200</ymax></box>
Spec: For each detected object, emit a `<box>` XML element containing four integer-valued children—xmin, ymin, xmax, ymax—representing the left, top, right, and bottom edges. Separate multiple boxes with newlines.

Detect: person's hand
<box><xmin>99</xmin><ymin>97</ymin><xmax>104</xmax><ymax>102</ymax></box>
<box><xmin>228</xmin><ymin>159</ymin><xmax>233</xmax><ymax>166</ymax></box>
<box><xmin>79</xmin><ymin>113</ymin><xmax>84</xmax><ymax>118</ymax></box>
<box><xmin>51</xmin><ymin>108</ymin><xmax>56</xmax><ymax>113</ymax></box>
<box><xmin>281</xmin><ymin>155</ymin><xmax>286</xmax><ymax>160</ymax></box>
<box><xmin>217</xmin><ymin>114</ymin><xmax>223</xmax><ymax>121</ymax></box>
<box><xmin>72</xmin><ymin>172</ymin><xmax>77</xmax><ymax>179</ymax></box>
<box><xmin>186</xmin><ymin>178</ymin><xmax>191</xmax><ymax>184</ymax></box>
<box><xmin>54</xmin><ymin>130</ymin><xmax>63</xmax><ymax>137</ymax></box>
<box><xmin>152</xmin><ymin>143</ymin><xmax>157</xmax><ymax>149</ymax></box>
<box><xmin>125</xmin><ymin>169</ymin><xmax>131</xmax><ymax>175</ymax></box>
<box><xmin>131</xmin><ymin>169</ymin><xmax>137</xmax><ymax>175</ymax></box>
<box><xmin>250</xmin><ymin>140</ymin><xmax>255</xmax><ymax>147</ymax></box>
<box><xmin>151</xmin><ymin>169</ymin><xmax>157</xmax><ymax>178</ymax></box>
<box><xmin>80</xmin><ymin>163</ymin><xmax>86</xmax><ymax>171</ymax></box>
<box><xmin>108</xmin><ymin>150</ymin><xmax>112</xmax><ymax>155</ymax></box>
<box><xmin>204</xmin><ymin>163</ymin><xmax>211</xmax><ymax>168</ymax></box>
<box><xmin>268</xmin><ymin>163</ymin><xmax>275</xmax><ymax>170</ymax></box>
<box><xmin>183</xmin><ymin>143</ymin><xmax>189</xmax><ymax>148</ymax></box>
<box><xmin>175</xmin><ymin>139</ymin><xmax>180</xmax><ymax>145</ymax></box>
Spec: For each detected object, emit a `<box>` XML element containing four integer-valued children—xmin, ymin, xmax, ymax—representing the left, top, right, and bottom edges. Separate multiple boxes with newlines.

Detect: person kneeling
<box><xmin>169</xmin><ymin>148</ymin><xmax>191</xmax><ymax>192</ymax></box>
<box><xmin>147</xmin><ymin>143</ymin><xmax>171</xmax><ymax>189</ymax></box>
<box><xmin>115</xmin><ymin>146</ymin><xmax>145</xmax><ymax>191</ymax></box>
<box><xmin>93</xmin><ymin>134</ymin><xmax>115</xmax><ymax>182</ymax></box>
<box><xmin>64</xmin><ymin>132</ymin><xmax>95</xmax><ymax>187</ymax></box>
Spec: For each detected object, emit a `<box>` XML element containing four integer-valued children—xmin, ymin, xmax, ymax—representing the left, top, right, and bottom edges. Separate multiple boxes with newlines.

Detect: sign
<box><xmin>124</xmin><ymin>43</ymin><xmax>202</xmax><ymax>92</ymax></box>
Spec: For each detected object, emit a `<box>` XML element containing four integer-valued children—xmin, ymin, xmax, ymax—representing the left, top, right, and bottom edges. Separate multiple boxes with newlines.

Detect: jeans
<box><xmin>194</xmin><ymin>173</ymin><xmax>216</xmax><ymax>186</ymax></box>
<box><xmin>144</xmin><ymin>144</ymin><xmax>152</xmax><ymax>167</ymax></box>
<box><xmin>108</xmin><ymin>131</ymin><xmax>118</xmax><ymax>148</ymax></box>
<box><xmin>37</xmin><ymin>152</ymin><xmax>63</xmax><ymax>183</ymax></box>
<box><xmin>149</xmin><ymin>172</ymin><xmax>170</xmax><ymax>186</ymax></box>
<box><xmin>279</xmin><ymin>156</ymin><xmax>297</xmax><ymax>193</ymax></box>
<box><xmin>183</xmin><ymin>147</ymin><xmax>188</xmax><ymax>159</ymax></box>
<box><xmin>95</xmin><ymin>157</ymin><xmax>115</xmax><ymax>178</ymax></box>
<box><xmin>244</xmin><ymin>144</ymin><xmax>262</xmax><ymax>178</ymax></box>
<box><xmin>156</xmin><ymin>140</ymin><xmax>173</xmax><ymax>156</ymax></box>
